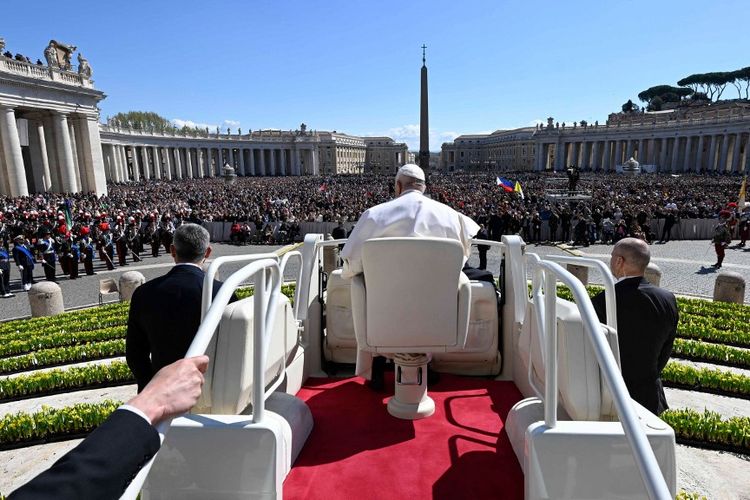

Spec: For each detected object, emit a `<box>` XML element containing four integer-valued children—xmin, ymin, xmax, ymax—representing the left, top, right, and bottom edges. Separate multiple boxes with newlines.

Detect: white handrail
<box><xmin>525</xmin><ymin>253</ymin><xmax>547</xmax><ymax>399</ymax></box>
<box><xmin>545</xmin><ymin>255</ymin><xmax>618</xmax><ymax>333</ymax></box>
<box><xmin>201</xmin><ymin>253</ymin><xmax>278</xmax><ymax>319</ymax></box>
<box><xmin>531</xmin><ymin>259</ymin><xmax>671</xmax><ymax>500</ymax></box>
<box><xmin>120</xmin><ymin>258</ymin><xmax>281</xmax><ymax>500</ymax></box>
<box><xmin>279</xmin><ymin>250</ymin><xmax>304</xmax><ymax>319</ymax></box>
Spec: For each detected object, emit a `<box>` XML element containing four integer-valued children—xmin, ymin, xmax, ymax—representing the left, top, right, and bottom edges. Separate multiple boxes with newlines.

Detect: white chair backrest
<box><xmin>360</xmin><ymin>237</ymin><xmax>465</xmax><ymax>350</ymax></box>
<box><xmin>521</xmin><ymin>298</ymin><xmax>618</xmax><ymax>421</ymax></box>
<box><xmin>194</xmin><ymin>294</ymin><xmax>297</xmax><ymax>415</ymax></box>
<box><xmin>99</xmin><ymin>278</ymin><xmax>118</xmax><ymax>294</ymax></box>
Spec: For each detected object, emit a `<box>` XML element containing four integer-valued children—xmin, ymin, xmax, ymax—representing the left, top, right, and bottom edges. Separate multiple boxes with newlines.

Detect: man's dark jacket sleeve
<box><xmin>9</xmin><ymin>409</ymin><xmax>160</xmax><ymax>500</ymax></box>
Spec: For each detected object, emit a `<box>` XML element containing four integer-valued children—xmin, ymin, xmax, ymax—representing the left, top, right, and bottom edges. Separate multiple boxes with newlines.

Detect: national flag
<box><xmin>514</xmin><ymin>181</ymin><xmax>525</xmax><ymax>200</ymax></box>
<box><xmin>60</xmin><ymin>199</ymin><xmax>73</xmax><ymax>229</ymax></box>
<box><xmin>739</xmin><ymin>176</ymin><xmax>747</xmax><ymax>208</ymax></box>
<box><xmin>319</xmin><ymin>182</ymin><xmax>327</xmax><ymax>192</ymax></box>
<box><xmin>496</xmin><ymin>177</ymin><xmax>514</xmax><ymax>193</ymax></box>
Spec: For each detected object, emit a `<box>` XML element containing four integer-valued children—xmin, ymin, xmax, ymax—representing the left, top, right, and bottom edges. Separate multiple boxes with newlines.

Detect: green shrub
<box><xmin>662</xmin><ymin>408</ymin><xmax>750</xmax><ymax>453</ymax></box>
<box><xmin>662</xmin><ymin>361</ymin><xmax>750</xmax><ymax>398</ymax></box>
<box><xmin>0</xmin><ymin>400</ymin><xmax>121</xmax><ymax>446</ymax></box>
<box><xmin>672</xmin><ymin>338</ymin><xmax>750</xmax><ymax>368</ymax></box>
<box><xmin>0</xmin><ymin>326</ymin><xmax>127</xmax><ymax>358</ymax></box>
<box><xmin>0</xmin><ymin>340</ymin><xmax>126</xmax><ymax>375</ymax></box>
<box><xmin>0</xmin><ymin>362</ymin><xmax>133</xmax><ymax>401</ymax></box>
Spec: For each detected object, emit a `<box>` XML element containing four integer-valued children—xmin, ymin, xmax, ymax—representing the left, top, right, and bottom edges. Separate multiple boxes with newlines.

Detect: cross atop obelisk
<box><xmin>419</xmin><ymin>45</ymin><xmax>430</xmax><ymax>171</ymax></box>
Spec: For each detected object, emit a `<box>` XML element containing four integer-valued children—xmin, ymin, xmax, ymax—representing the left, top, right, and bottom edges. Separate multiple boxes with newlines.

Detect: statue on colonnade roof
<box><xmin>45</xmin><ymin>40</ymin><xmax>77</xmax><ymax>70</ymax></box>
<box><xmin>77</xmin><ymin>52</ymin><xmax>92</xmax><ymax>78</ymax></box>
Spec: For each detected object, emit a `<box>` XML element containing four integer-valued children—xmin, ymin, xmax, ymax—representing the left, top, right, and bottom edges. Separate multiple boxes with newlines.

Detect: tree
<box><xmin>728</xmin><ymin>67</ymin><xmax>750</xmax><ymax>99</ymax></box>
<box><xmin>621</xmin><ymin>99</ymin><xmax>639</xmax><ymax>113</ymax></box>
<box><xmin>637</xmin><ymin>85</ymin><xmax>692</xmax><ymax>103</ymax></box>
<box><xmin>647</xmin><ymin>96</ymin><xmax>663</xmax><ymax>111</ymax></box>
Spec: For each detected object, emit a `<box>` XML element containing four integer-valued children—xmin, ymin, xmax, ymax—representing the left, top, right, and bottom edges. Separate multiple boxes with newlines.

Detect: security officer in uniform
<box><xmin>79</xmin><ymin>227</ymin><xmax>96</xmax><ymax>275</ymax></box>
<box><xmin>0</xmin><ymin>245</ymin><xmax>12</xmax><ymax>297</ymax></box>
<box><xmin>12</xmin><ymin>235</ymin><xmax>35</xmax><ymax>291</ymax></box>
<box><xmin>68</xmin><ymin>234</ymin><xmax>80</xmax><ymax>280</ymax></box>
<box><xmin>38</xmin><ymin>229</ymin><xmax>58</xmax><ymax>282</ymax></box>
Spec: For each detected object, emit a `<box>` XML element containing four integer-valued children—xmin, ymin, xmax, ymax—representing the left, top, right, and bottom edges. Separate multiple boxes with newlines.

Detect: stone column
<box><xmin>238</xmin><ymin>148</ymin><xmax>245</xmax><ymax>175</ymax></box>
<box><xmin>745</xmin><ymin>134</ymin><xmax>750</xmax><ymax>174</ymax></box>
<box><xmin>174</xmin><ymin>148</ymin><xmax>183</xmax><ymax>179</ymax></box>
<box><xmin>613</xmin><ymin>140</ymin><xmax>622</xmax><ymax>168</ymax></box>
<box><xmin>152</xmin><ymin>146</ymin><xmax>162</xmax><ymax>179</ymax></box>
<box><xmin>0</xmin><ymin>106</ymin><xmax>28</xmax><ymax>196</ymax></box>
<box><xmin>113</xmin><ymin>145</ymin><xmax>122</xmax><ymax>181</ymax></box>
<box><xmin>259</xmin><ymin>148</ymin><xmax>266</xmax><ymax>176</ymax></box>
<box><xmin>647</xmin><ymin>139</ymin><xmax>657</xmax><ymax>165</ymax></box>
<box><xmin>707</xmin><ymin>135</ymin><xmax>718</xmax><ymax>172</ymax></box>
<box><xmin>131</xmin><ymin>146</ymin><xmax>142</xmax><ymax>182</ymax></box>
<box><xmin>730</xmin><ymin>133</ymin><xmax>742</xmax><ymax>173</ymax></box>
<box><xmin>51</xmin><ymin>112</ymin><xmax>78</xmax><ymax>193</ymax></box>
<box><xmin>625</xmin><ymin>140</ymin><xmax>634</xmax><ymax>160</ymax></box>
<box><xmin>28</xmin><ymin>119</ymin><xmax>51</xmax><ymax>192</ymax></box>
<box><xmin>266</xmin><ymin>149</ymin><xmax>275</xmax><ymax>176</ymax></box>
<box><xmin>68</xmin><ymin>121</ymin><xmax>84</xmax><ymax>191</ymax></box>
<box><xmin>534</xmin><ymin>142</ymin><xmax>543</xmax><ymax>171</ymax></box>
<box><xmin>311</xmin><ymin>147</ymin><xmax>319</xmax><ymax>175</ymax></box>
<box><xmin>248</xmin><ymin>148</ymin><xmax>256</xmax><ymax>175</ymax></box>
<box><xmin>683</xmin><ymin>136</ymin><xmax>693</xmax><ymax>172</ymax></box>
<box><xmin>601</xmin><ymin>141</ymin><xmax>610</xmax><ymax>171</ymax></box>
<box><xmin>280</xmin><ymin>149</ymin><xmax>288</xmax><ymax>175</ymax></box>
<box><xmin>553</xmin><ymin>142</ymin><xmax>564</xmax><ymax>171</ymax></box>
<box><xmin>293</xmin><ymin>148</ymin><xmax>301</xmax><ymax>175</ymax></box>
<box><xmin>140</xmin><ymin>145</ymin><xmax>151</xmax><ymax>180</ymax></box>
<box><xmin>718</xmin><ymin>134</ymin><xmax>730</xmax><ymax>173</ymax></box>
<box><xmin>74</xmin><ymin>116</ymin><xmax>107</xmax><ymax>195</ymax></box>
<box><xmin>637</xmin><ymin>139</ymin><xmax>645</xmax><ymax>162</ymax></box>
<box><xmin>694</xmin><ymin>135</ymin><xmax>704</xmax><ymax>172</ymax></box>
<box><xmin>658</xmin><ymin>138</ymin><xmax>668</xmax><ymax>172</ymax></box>
<box><xmin>571</xmin><ymin>142</ymin><xmax>579</xmax><ymax>166</ymax></box>
<box><xmin>120</xmin><ymin>145</ymin><xmax>129</xmax><ymax>181</ymax></box>
<box><xmin>591</xmin><ymin>141</ymin><xmax>600</xmax><ymax>170</ymax></box>
<box><xmin>42</xmin><ymin>116</ymin><xmax>62</xmax><ymax>191</ymax></box>
<box><xmin>670</xmin><ymin>137</ymin><xmax>681</xmax><ymax>172</ymax></box>
<box><xmin>163</xmin><ymin>147</ymin><xmax>173</xmax><ymax>180</ymax></box>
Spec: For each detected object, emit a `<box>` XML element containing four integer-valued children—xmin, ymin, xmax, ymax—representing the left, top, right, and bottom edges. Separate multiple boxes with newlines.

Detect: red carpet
<box><xmin>284</xmin><ymin>373</ymin><xmax>524</xmax><ymax>500</ymax></box>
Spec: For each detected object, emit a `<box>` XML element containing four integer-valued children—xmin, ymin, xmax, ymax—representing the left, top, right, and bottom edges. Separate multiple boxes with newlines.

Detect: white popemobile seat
<box><xmin>350</xmin><ymin>237</ymin><xmax>471</xmax><ymax>419</ymax></box>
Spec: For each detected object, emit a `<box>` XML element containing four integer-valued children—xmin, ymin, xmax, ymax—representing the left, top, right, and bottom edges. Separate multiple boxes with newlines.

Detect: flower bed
<box><xmin>662</xmin><ymin>361</ymin><xmax>750</xmax><ymax>400</ymax></box>
<box><xmin>672</xmin><ymin>338</ymin><xmax>750</xmax><ymax>370</ymax></box>
<box><xmin>661</xmin><ymin>408</ymin><xmax>750</xmax><ymax>456</ymax></box>
<box><xmin>0</xmin><ymin>361</ymin><xmax>133</xmax><ymax>403</ymax></box>
<box><xmin>0</xmin><ymin>400</ymin><xmax>121</xmax><ymax>451</ymax></box>
<box><xmin>0</xmin><ymin>340</ymin><xmax>126</xmax><ymax>375</ymax></box>
<box><xmin>0</xmin><ymin>303</ymin><xmax>128</xmax><ymax>337</ymax></box>
<box><xmin>0</xmin><ymin>326</ymin><xmax>127</xmax><ymax>359</ymax></box>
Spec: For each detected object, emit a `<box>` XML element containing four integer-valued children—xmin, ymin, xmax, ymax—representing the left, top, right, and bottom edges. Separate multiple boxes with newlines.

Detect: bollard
<box><xmin>566</xmin><ymin>263</ymin><xmax>589</xmax><ymax>286</ymax></box>
<box><xmin>323</xmin><ymin>234</ymin><xmax>338</xmax><ymax>275</ymax></box>
<box><xmin>28</xmin><ymin>281</ymin><xmax>64</xmax><ymax>317</ymax></box>
<box><xmin>645</xmin><ymin>263</ymin><xmax>662</xmax><ymax>287</ymax></box>
<box><xmin>119</xmin><ymin>271</ymin><xmax>146</xmax><ymax>301</ymax></box>
<box><xmin>713</xmin><ymin>271</ymin><xmax>746</xmax><ymax>304</ymax></box>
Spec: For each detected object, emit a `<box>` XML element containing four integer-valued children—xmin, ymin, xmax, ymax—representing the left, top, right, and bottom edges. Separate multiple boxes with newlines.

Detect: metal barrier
<box><xmin>120</xmin><ymin>258</ymin><xmax>281</xmax><ymax>500</ymax></box>
<box><xmin>528</xmin><ymin>258</ymin><xmax>671</xmax><ymax>500</ymax></box>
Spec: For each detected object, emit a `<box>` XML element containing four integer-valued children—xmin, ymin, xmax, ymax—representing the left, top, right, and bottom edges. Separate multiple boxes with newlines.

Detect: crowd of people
<box><xmin>0</xmin><ymin>172</ymin><xmax>747</xmax><ymax>296</ymax></box>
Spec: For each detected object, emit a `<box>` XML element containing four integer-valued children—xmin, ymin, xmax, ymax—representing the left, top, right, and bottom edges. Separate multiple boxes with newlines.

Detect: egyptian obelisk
<box><xmin>419</xmin><ymin>45</ymin><xmax>430</xmax><ymax>171</ymax></box>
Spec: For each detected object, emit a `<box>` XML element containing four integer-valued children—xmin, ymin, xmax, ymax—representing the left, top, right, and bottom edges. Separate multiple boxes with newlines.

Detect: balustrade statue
<box><xmin>77</xmin><ymin>53</ymin><xmax>92</xmax><ymax>79</ymax></box>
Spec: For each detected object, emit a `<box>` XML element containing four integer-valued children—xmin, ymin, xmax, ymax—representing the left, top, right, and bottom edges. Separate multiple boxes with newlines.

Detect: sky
<box><xmin>3</xmin><ymin>0</ymin><xmax>749</xmax><ymax>151</ymax></box>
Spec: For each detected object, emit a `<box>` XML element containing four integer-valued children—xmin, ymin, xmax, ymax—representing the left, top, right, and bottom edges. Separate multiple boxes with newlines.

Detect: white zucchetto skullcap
<box><xmin>397</xmin><ymin>164</ymin><xmax>425</xmax><ymax>181</ymax></box>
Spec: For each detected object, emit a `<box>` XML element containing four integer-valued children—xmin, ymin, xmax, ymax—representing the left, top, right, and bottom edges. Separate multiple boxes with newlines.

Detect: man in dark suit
<box><xmin>126</xmin><ymin>223</ymin><xmax>233</xmax><ymax>392</ymax></box>
<box><xmin>591</xmin><ymin>237</ymin><xmax>678</xmax><ymax>415</ymax></box>
<box><xmin>10</xmin><ymin>355</ymin><xmax>209</xmax><ymax>500</ymax></box>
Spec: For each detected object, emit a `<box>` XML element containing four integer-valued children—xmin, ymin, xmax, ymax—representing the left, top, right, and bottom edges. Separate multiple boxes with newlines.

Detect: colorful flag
<box><xmin>739</xmin><ymin>176</ymin><xmax>747</xmax><ymax>208</ymax></box>
<box><xmin>60</xmin><ymin>199</ymin><xmax>73</xmax><ymax>229</ymax></box>
<box><xmin>496</xmin><ymin>177</ymin><xmax>514</xmax><ymax>193</ymax></box>
<box><xmin>318</xmin><ymin>183</ymin><xmax>327</xmax><ymax>192</ymax></box>
<box><xmin>514</xmin><ymin>181</ymin><xmax>525</xmax><ymax>200</ymax></box>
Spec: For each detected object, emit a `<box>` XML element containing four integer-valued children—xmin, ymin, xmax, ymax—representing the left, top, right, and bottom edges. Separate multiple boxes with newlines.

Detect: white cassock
<box><xmin>340</xmin><ymin>189</ymin><xmax>480</xmax><ymax>379</ymax></box>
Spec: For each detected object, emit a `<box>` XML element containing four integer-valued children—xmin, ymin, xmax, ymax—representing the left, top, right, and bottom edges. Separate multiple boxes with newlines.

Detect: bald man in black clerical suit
<box><xmin>126</xmin><ymin>223</ymin><xmax>235</xmax><ymax>392</ymax></box>
<box><xmin>591</xmin><ymin>238</ymin><xmax>678</xmax><ymax>415</ymax></box>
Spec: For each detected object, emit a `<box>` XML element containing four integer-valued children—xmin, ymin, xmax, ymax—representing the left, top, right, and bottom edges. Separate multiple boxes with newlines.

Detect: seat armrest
<box><xmin>448</xmin><ymin>272</ymin><xmax>471</xmax><ymax>352</ymax></box>
<box><xmin>350</xmin><ymin>274</ymin><xmax>369</xmax><ymax>350</ymax></box>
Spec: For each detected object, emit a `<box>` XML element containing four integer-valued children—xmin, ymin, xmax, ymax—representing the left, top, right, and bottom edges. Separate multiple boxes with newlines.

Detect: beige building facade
<box><xmin>364</xmin><ymin>137</ymin><xmax>408</xmax><ymax>176</ymax></box>
<box><xmin>441</xmin><ymin>102</ymin><xmax>750</xmax><ymax>174</ymax></box>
